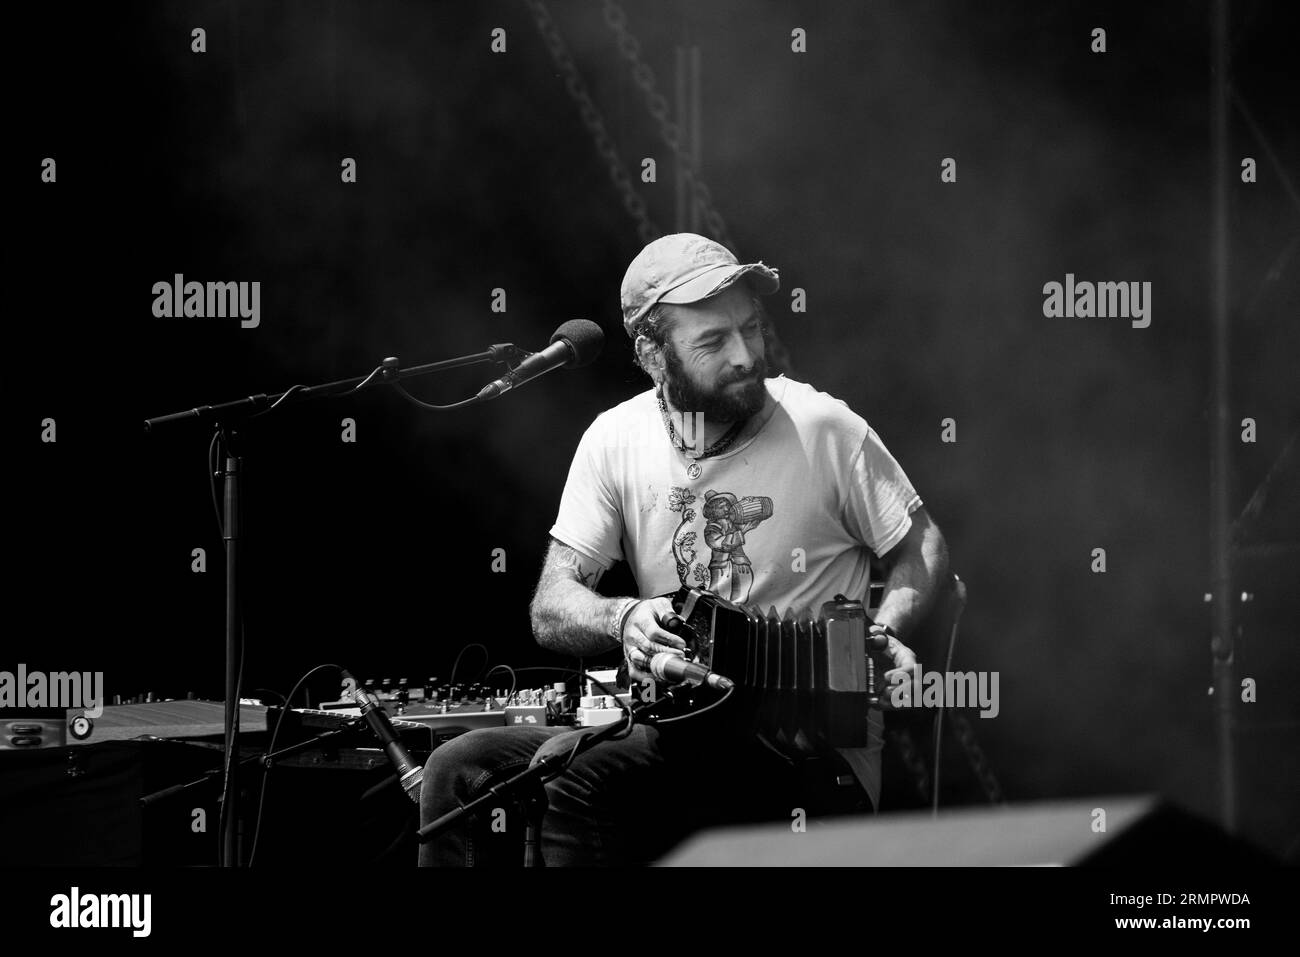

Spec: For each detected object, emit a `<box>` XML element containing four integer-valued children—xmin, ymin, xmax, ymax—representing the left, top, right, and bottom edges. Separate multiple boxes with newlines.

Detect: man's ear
<box><xmin>635</xmin><ymin>334</ymin><xmax>664</xmax><ymax>381</ymax></box>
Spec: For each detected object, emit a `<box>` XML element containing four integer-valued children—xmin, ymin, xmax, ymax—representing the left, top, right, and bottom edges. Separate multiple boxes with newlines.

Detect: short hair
<box><xmin>630</xmin><ymin>291</ymin><xmax>769</xmax><ymax>378</ymax></box>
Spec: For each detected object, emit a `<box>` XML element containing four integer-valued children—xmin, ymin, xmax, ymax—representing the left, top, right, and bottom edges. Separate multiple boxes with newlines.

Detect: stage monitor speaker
<box><xmin>0</xmin><ymin>737</ymin><xmax>420</xmax><ymax>866</ymax></box>
<box><xmin>0</xmin><ymin>739</ymin><xmax>224</xmax><ymax>865</ymax></box>
<box><xmin>657</xmin><ymin>795</ymin><xmax>1277</xmax><ymax>866</ymax></box>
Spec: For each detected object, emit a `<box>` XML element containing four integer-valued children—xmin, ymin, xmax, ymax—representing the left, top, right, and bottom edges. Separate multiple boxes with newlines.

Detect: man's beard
<box><xmin>661</xmin><ymin>342</ymin><xmax>769</xmax><ymax>425</ymax></box>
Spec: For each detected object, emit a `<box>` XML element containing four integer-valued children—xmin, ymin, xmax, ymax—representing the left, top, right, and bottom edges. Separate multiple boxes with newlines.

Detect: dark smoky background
<box><xmin>14</xmin><ymin>1</ymin><xmax>1297</xmax><ymax>856</ymax></box>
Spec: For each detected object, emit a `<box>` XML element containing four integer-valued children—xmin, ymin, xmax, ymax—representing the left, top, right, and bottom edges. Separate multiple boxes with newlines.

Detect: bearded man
<box><xmin>418</xmin><ymin>233</ymin><xmax>949</xmax><ymax>866</ymax></box>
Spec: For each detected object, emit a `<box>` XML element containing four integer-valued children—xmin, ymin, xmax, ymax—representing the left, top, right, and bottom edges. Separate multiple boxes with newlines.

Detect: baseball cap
<box><xmin>620</xmin><ymin>233</ymin><xmax>780</xmax><ymax>337</ymax></box>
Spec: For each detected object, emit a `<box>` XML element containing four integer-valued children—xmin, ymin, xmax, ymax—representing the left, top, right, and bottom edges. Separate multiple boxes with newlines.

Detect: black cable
<box><xmin>549</xmin><ymin>682</ymin><xmax>725</xmax><ymax>773</ymax></box>
<box><xmin>483</xmin><ymin>664</ymin><xmax>517</xmax><ymax>701</ymax></box>
<box><xmin>216</xmin><ymin>618</ymin><xmax>247</xmax><ymax>866</ymax></box>
<box><xmin>363</xmin><ymin>348</ymin><xmax>523</xmax><ymax>407</ymax></box>
<box><xmin>505</xmin><ymin>665</ymin><xmax>634</xmax><ymax>741</ymax></box>
<box><xmin>208</xmin><ymin>429</ymin><xmax>223</xmax><ymax>537</ymax></box>
<box><xmin>372</xmin><ymin>813</ymin><xmax>417</xmax><ymax>865</ymax></box>
<box><xmin>388</xmin><ymin>381</ymin><xmax>483</xmax><ymax>412</ymax></box>
<box><xmin>209</xmin><ymin>428</ymin><xmax>224</xmax><ymax>860</ymax></box>
<box><xmin>462</xmin><ymin>663</ymin><xmax>709</xmax><ymax>782</ymax></box>
<box><xmin>359</xmin><ymin>774</ymin><xmax>400</xmax><ymax>803</ymax></box>
<box><xmin>448</xmin><ymin>643</ymin><xmax>489</xmax><ymax>689</ymax></box>
<box><xmin>248</xmin><ymin>383</ymin><xmax>308</xmax><ymax>419</ymax></box>
<box><xmin>644</xmin><ymin>684</ymin><xmax>734</xmax><ymax>725</ymax></box>
<box><xmin>247</xmin><ymin>662</ymin><xmax>345</xmax><ymax>866</ymax></box>
<box><xmin>350</xmin><ymin>366</ymin><xmax>385</xmax><ymax>392</ymax></box>
<box><xmin>559</xmin><ymin>731</ymin><xmax>594</xmax><ymax>774</ymax></box>
<box><xmin>933</xmin><ymin>600</ymin><xmax>961</xmax><ymax>817</ymax></box>
<box><xmin>504</xmin><ymin>664</ymin><xmax>620</xmax><ymax>698</ymax></box>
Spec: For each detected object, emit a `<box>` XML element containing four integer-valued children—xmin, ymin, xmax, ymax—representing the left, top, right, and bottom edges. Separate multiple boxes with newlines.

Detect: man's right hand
<box><xmin>621</xmin><ymin>597</ymin><xmax>687</xmax><ymax>683</ymax></box>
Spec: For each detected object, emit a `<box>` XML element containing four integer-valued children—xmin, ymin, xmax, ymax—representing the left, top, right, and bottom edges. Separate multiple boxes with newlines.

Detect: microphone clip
<box><xmin>488</xmin><ymin>343</ymin><xmax>528</xmax><ymax>366</ymax></box>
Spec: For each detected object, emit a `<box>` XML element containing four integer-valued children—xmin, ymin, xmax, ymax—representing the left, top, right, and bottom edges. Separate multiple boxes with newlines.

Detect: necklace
<box><xmin>657</xmin><ymin>388</ymin><xmax>747</xmax><ymax>480</ymax></box>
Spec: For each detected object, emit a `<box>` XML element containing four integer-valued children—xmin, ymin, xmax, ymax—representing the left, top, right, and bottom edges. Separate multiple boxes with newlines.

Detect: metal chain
<box><xmin>523</xmin><ymin>0</ymin><xmax>660</xmax><ymax>244</ymax></box>
<box><xmin>948</xmin><ymin>712</ymin><xmax>1006</xmax><ymax>804</ymax></box>
<box><xmin>526</xmin><ymin>0</ymin><xmax>795</xmax><ymax>374</ymax></box>
<box><xmin>887</xmin><ymin>728</ymin><xmax>934</xmax><ymax>805</ymax></box>
<box><xmin>599</xmin><ymin>0</ymin><xmax>737</xmax><ymax>252</ymax></box>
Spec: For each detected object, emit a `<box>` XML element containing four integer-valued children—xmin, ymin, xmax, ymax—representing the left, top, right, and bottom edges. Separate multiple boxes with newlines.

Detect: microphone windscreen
<box><xmin>551</xmin><ymin>319</ymin><xmax>605</xmax><ymax>368</ymax></box>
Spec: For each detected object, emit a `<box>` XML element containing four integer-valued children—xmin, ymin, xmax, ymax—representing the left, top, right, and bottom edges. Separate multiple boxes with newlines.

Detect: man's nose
<box><xmin>721</xmin><ymin>331</ymin><xmax>757</xmax><ymax>370</ymax></box>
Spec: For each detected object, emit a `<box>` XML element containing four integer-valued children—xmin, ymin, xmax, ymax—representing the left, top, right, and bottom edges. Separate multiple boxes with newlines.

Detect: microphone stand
<box><xmin>143</xmin><ymin>344</ymin><xmax>523</xmax><ymax>867</ymax></box>
<box><xmin>417</xmin><ymin>689</ymin><xmax>688</xmax><ymax>866</ymax></box>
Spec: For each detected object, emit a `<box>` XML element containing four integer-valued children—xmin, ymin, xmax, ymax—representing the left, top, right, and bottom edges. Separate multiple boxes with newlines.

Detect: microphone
<box><xmin>341</xmin><ymin>670</ymin><xmax>424</xmax><ymax>805</ymax></box>
<box><xmin>476</xmin><ymin>319</ymin><xmax>604</xmax><ymax>400</ymax></box>
<box><xmin>647</xmin><ymin>653</ymin><xmax>735</xmax><ymax>691</ymax></box>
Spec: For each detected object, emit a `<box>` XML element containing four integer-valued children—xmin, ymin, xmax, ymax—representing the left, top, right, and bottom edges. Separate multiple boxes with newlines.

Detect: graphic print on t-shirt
<box><xmin>667</xmin><ymin>485</ymin><xmax>774</xmax><ymax>604</ymax></box>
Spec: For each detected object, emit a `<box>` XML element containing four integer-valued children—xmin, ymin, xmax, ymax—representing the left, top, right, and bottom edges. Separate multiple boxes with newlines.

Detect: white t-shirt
<box><xmin>548</xmin><ymin>374</ymin><xmax>924</xmax><ymax>808</ymax></box>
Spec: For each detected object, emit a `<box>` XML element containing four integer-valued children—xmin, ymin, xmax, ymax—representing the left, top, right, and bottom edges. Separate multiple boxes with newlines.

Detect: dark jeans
<box><xmin>418</xmin><ymin>717</ymin><xmax>874</xmax><ymax>866</ymax></box>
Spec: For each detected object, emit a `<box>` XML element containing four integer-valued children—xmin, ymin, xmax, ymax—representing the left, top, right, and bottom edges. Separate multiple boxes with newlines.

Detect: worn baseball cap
<box><xmin>620</xmin><ymin>233</ymin><xmax>780</xmax><ymax>337</ymax></box>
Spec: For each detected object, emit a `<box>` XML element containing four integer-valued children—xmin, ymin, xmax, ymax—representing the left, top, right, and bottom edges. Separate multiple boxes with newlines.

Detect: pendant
<box><xmin>686</xmin><ymin>463</ymin><xmax>702</xmax><ymax>480</ymax></box>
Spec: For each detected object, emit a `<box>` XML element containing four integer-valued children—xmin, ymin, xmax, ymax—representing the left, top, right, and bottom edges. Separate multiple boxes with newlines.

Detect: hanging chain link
<box><xmin>948</xmin><ymin>712</ymin><xmax>1006</xmax><ymax>804</ymax></box>
<box><xmin>887</xmin><ymin>728</ymin><xmax>935</xmax><ymax>805</ymax></box>
<box><xmin>599</xmin><ymin>0</ymin><xmax>737</xmax><ymax>252</ymax></box>
<box><xmin>523</xmin><ymin>0</ymin><xmax>660</xmax><ymax>244</ymax></box>
<box><xmin>524</xmin><ymin>0</ymin><xmax>796</xmax><ymax>372</ymax></box>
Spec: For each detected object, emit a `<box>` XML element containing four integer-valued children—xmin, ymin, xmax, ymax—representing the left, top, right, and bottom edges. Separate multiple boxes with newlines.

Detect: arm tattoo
<box><xmin>530</xmin><ymin>538</ymin><xmax>626</xmax><ymax>656</ymax></box>
<box><xmin>549</xmin><ymin>540</ymin><xmax>604</xmax><ymax>590</ymax></box>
